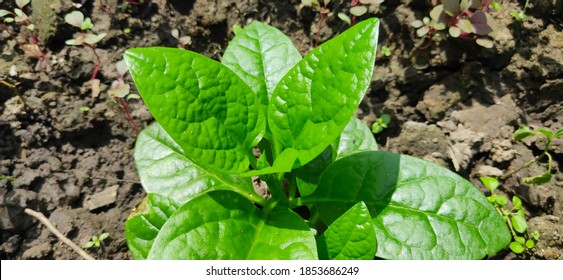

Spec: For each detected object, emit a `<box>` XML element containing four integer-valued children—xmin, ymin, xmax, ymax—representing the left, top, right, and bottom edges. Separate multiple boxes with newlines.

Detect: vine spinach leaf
<box><xmin>148</xmin><ymin>191</ymin><xmax>317</xmax><ymax>260</ymax></box>
<box><xmin>334</xmin><ymin>117</ymin><xmax>378</xmax><ymax>160</ymax></box>
<box><xmin>294</xmin><ymin>116</ymin><xmax>378</xmax><ymax>196</ymax></box>
<box><xmin>125</xmin><ymin>193</ymin><xmax>180</xmax><ymax>260</ymax></box>
<box><xmin>222</xmin><ymin>21</ymin><xmax>301</xmax><ymax>112</ymax></box>
<box><xmin>124</xmin><ymin>47</ymin><xmax>265</xmax><ymax>174</ymax></box>
<box><xmin>135</xmin><ymin>123</ymin><xmax>263</xmax><ymax>205</ymax></box>
<box><xmin>317</xmin><ymin>202</ymin><xmax>376</xmax><ymax>260</ymax></box>
<box><xmin>268</xmin><ymin>18</ymin><xmax>379</xmax><ymax>168</ymax></box>
<box><xmin>304</xmin><ymin>151</ymin><xmax>511</xmax><ymax>260</ymax></box>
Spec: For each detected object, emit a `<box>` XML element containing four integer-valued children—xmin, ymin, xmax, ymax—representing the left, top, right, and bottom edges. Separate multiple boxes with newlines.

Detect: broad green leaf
<box><xmin>148</xmin><ymin>191</ymin><xmax>317</xmax><ymax>259</ymax></box>
<box><xmin>304</xmin><ymin>151</ymin><xmax>511</xmax><ymax>260</ymax></box>
<box><xmin>511</xmin><ymin>215</ymin><xmax>528</xmax><ymax>234</ymax></box>
<box><xmin>334</xmin><ymin>117</ymin><xmax>378</xmax><ymax>160</ymax></box>
<box><xmin>268</xmin><ymin>18</ymin><xmax>379</xmax><ymax>168</ymax></box>
<box><xmin>125</xmin><ymin>193</ymin><xmax>180</xmax><ymax>260</ymax></box>
<box><xmin>222</xmin><ymin>21</ymin><xmax>301</xmax><ymax>112</ymax></box>
<box><xmin>241</xmin><ymin>148</ymin><xmax>298</xmax><ymax>177</ymax></box>
<box><xmin>317</xmin><ymin>202</ymin><xmax>376</xmax><ymax>260</ymax></box>
<box><xmin>124</xmin><ymin>47</ymin><xmax>265</xmax><ymax>174</ymax></box>
<box><xmin>513</xmin><ymin>126</ymin><xmax>536</xmax><ymax>142</ymax></box>
<box><xmin>135</xmin><ymin>123</ymin><xmax>259</xmax><ymax>205</ymax></box>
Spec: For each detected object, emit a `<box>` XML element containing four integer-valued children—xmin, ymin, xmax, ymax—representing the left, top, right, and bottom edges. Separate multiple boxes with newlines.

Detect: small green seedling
<box><xmin>64</xmin><ymin>10</ymin><xmax>107</xmax><ymax>80</ymax></box>
<box><xmin>411</xmin><ymin>0</ymin><xmax>499</xmax><ymax>48</ymax></box>
<box><xmin>371</xmin><ymin>113</ymin><xmax>390</xmax><ymax>134</ymax></box>
<box><xmin>481</xmin><ymin>177</ymin><xmax>540</xmax><ymax>254</ymax></box>
<box><xmin>0</xmin><ymin>0</ymin><xmax>49</xmax><ymax>70</ymax></box>
<box><xmin>83</xmin><ymin>232</ymin><xmax>109</xmax><ymax>249</ymax></box>
<box><xmin>380</xmin><ymin>45</ymin><xmax>391</xmax><ymax>57</ymax></box>
<box><xmin>0</xmin><ymin>175</ymin><xmax>16</xmax><ymax>181</ymax></box>
<box><xmin>501</xmin><ymin>126</ymin><xmax>563</xmax><ymax>184</ymax></box>
<box><xmin>510</xmin><ymin>0</ymin><xmax>530</xmax><ymax>21</ymax></box>
<box><xmin>123</xmin><ymin>19</ymin><xmax>510</xmax><ymax>260</ymax></box>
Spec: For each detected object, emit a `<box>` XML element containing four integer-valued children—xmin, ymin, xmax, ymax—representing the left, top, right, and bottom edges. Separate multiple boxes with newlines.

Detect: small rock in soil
<box><xmin>83</xmin><ymin>185</ymin><xmax>119</xmax><ymax>211</ymax></box>
<box><xmin>22</xmin><ymin>242</ymin><xmax>52</xmax><ymax>260</ymax></box>
<box><xmin>387</xmin><ymin>121</ymin><xmax>449</xmax><ymax>166</ymax></box>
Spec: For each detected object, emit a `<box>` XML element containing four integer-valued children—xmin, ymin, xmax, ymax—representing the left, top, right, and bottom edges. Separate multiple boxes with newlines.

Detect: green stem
<box><xmin>288</xmin><ymin>173</ymin><xmax>297</xmax><ymax>203</ymax></box>
<box><xmin>243</xmin><ymin>190</ymin><xmax>268</xmax><ymax>207</ymax></box>
<box><xmin>500</xmin><ymin>152</ymin><xmax>546</xmax><ymax>180</ymax></box>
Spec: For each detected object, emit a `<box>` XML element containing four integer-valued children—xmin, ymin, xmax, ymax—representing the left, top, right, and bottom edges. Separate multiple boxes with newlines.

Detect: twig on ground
<box><xmin>24</xmin><ymin>208</ymin><xmax>96</xmax><ymax>260</ymax></box>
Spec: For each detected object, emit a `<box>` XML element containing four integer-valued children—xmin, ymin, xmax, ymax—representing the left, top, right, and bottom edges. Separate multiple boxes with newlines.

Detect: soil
<box><xmin>1</xmin><ymin>0</ymin><xmax>562</xmax><ymax>260</ymax></box>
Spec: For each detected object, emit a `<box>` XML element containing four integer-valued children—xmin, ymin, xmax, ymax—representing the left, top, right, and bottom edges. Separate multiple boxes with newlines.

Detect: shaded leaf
<box><xmin>304</xmin><ymin>151</ymin><xmax>511</xmax><ymax>260</ymax></box>
<box><xmin>148</xmin><ymin>191</ymin><xmax>317</xmax><ymax>259</ymax></box>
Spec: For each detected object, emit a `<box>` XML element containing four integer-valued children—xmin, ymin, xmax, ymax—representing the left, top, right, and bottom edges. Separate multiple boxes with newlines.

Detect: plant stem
<box><xmin>1</xmin><ymin>80</ymin><xmax>29</xmax><ymax>108</ymax></box>
<box><xmin>84</xmin><ymin>44</ymin><xmax>102</xmax><ymax>80</ymax></box>
<box><xmin>117</xmin><ymin>97</ymin><xmax>139</xmax><ymax>137</ymax></box>
<box><xmin>24</xmin><ymin>208</ymin><xmax>95</xmax><ymax>260</ymax></box>
<box><xmin>500</xmin><ymin>152</ymin><xmax>546</xmax><ymax>180</ymax></box>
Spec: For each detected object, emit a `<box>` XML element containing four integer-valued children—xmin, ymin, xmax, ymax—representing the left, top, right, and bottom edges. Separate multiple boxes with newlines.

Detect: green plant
<box><xmin>0</xmin><ymin>0</ymin><xmax>49</xmax><ymax>70</ymax></box>
<box><xmin>83</xmin><ymin>232</ymin><xmax>109</xmax><ymax>249</ymax></box>
<box><xmin>371</xmin><ymin>113</ymin><xmax>390</xmax><ymax>134</ymax></box>
<box><xmin>123</xmin><ymin>18</ymin><xmax>510</xmax><ymax>260</ymax></box>
<box><xmin>510</xmin><ymin>0</ymin><xmax>530</xmax><ymax>21</ymax></box>
<box><xmin>64</xmin><ymin>10</ymin><xmax>107</xmax><ymax>80</ymax></box>
<box><xmin>380</xmin><ymin>45</ymin><xmax>391</xmax><ymax>57</ymax></box>
<box><xmin>411</xmin><ymin>0</ymin><xmax>499</xmax><ymax>48</ymax></box>
<box><xmin>480</xmin><ymin>177</ymin><xmax>540</xmax><ymax>254</ymax></box>
<box><xmin>501</xmin><ymin>126</ymin><xmax>563</xmax><ymax>184</ymax></box>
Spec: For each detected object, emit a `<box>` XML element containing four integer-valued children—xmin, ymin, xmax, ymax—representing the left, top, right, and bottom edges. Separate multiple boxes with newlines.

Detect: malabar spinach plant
<box><xmin>123</xmin><ymin>18</ymin><xmax>510</xmax><ymax>260</ymax></box>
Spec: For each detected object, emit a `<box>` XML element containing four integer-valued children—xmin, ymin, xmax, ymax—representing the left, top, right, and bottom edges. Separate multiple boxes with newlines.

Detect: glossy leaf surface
<box><xmin>304</xmin><ymin>151</ymin><xmax>511</xmax><ymax>260</ymax></box>
<box><xmin>318</xmin><ymin>202</ymin><xmax>376</xmax><ymax>260</ymax></box>
<box><xmin>135</xmin><ymin>123</ymin><xmax>258</xmax><ymax>205</ymax></box>
<box><xmin>268</xmin><ymin>18</ymin><xmax>379</xmax><ymax>168</ymax></box>
<box><xmin>125</xmin><ymin>194</ymin><xmax>179</xmax><ymax>260</ymax></box>
<box><xmin>222</xmin><ymin>21</ymin><xmax>301</xmax><ymax>111</ymax></box>
<box><xmin>241</xmin><ymin>148</ymin><xmax>298</xmax><ymax>177</ymax></box>
<box><xmin>334</xmin><ymin>117</ymin><xmax>378</xmax><ymax>160</ymax></box>
<box><xmin>124</xmin><ymin>47</ymin><xmax>265</xmax><ymax>174</ymax></box>
<box><xmin>148</xmin><ymin>191</ymin><xmax>317</xmax><ymax>259</ymax></box>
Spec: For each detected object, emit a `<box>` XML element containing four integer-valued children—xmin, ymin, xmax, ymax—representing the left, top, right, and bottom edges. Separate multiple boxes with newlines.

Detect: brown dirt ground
<box><xmin>0</xmin><ymin>0</ymin><xmax>562</xmax><ymax>259</ymax></box>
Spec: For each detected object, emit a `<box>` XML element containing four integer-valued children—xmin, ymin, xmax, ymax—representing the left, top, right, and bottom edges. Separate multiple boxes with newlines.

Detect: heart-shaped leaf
<box><xmin>304</xmin><ymin>151</ymin><xmax>511</xmax><ymax>260</ymax></box>
<box><xmin>124</xmin><ymin>47</ymin><xmax>265</xmax><ymax>174</ymax></box>
<box><xmin>268</xmin><ymin>18</ymin><xmax>379</xmax><ymax>168</ymax></box>
<box><xmin>148</xmin><ymin>191</ymin><xmax>318</xmax><ymax>259</ymax></box>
